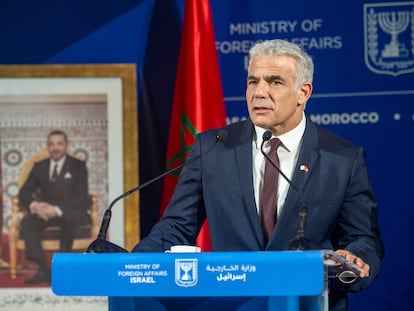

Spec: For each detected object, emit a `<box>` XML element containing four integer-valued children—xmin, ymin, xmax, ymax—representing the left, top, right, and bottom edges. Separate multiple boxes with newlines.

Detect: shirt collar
<box><xmin>253</xmin><ymin>112</ymin><xmax>306</xmax><ymax>151</ymax></box>
<box><xmin>50</xmin><ymin>155</ymin><xmax>67</xmax><ymax>167</ymax></box>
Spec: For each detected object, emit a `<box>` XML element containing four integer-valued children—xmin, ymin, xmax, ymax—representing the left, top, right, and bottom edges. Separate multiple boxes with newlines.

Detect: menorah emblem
<box><xmin>364</xmin><ymin>3</ymin><xmax>414</xmax><ymax>76</ymax></box>
<box><xmin>378</xmin><ymin>11</ymin><xmax>410</xmax><ymax>58</ymax></box>
<box><xmin>175</xmin><ymin>259</ymin><xmax>198</xmax><ymax>287</ymax></box>
<box><xmin>180</xmin><ymin>261</ymin><xmax>193</xmax><ymax>281</ymax></box>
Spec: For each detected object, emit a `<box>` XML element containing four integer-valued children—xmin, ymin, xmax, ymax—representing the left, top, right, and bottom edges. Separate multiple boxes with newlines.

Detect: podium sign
<box><xmin>52</xmin><ymin>251</ymin><xmax>324</xmax><ymax>297</ymax></box>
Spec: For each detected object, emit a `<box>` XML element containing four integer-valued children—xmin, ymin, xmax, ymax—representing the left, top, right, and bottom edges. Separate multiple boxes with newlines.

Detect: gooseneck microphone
<box><xmin>87</xmin><ymin>129</ymin><xmax>228</xmax><ymax>253</ymax></box>
<box><xmin>261</xmin><ymin>130</ymin><xmax>361</xmax><ymax>284</ymax></box>
<box><xmin>260</xmin><ymin>130</ymin><xmax>310</xmax><ymax>250</ymax></box>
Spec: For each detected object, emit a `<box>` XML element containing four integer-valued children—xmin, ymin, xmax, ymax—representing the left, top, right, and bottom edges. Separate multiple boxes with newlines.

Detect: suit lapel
<box><xmin>232</xmin><ymin>121</ymin><xmax>264</xmax><ymax>244</ymax></box>
<box><xmin>270</xmin><ymin>119</ymin><xmax>321</xmax><ymax>248</ymax></box>
<box><xmin>291</xmin><ymin>120</ymin><xmax>320</xmax><ymax>196</ymax></box>
<box><xmin>54</xmin><ymin>156</ymin><xmax>72</xmax><ymax>183</ymax></box>
<box><xmin>60</xmin><ymin>157</ymin><xmax>70</xmax><ymax>180</ymax></box>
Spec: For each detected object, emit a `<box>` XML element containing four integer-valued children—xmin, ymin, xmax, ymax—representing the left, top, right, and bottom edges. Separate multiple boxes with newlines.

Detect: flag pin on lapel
<box><xmin>300</xmin><ymin>165</ymin><xmax>309</xmax><ymax>173</ymax></box>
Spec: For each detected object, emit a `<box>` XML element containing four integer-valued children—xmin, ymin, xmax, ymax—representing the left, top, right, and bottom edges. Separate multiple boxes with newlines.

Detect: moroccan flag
<box><xmin>160</xmin><ymin>0</ymin><xmax>226</xmax><ymax>251</ymax></box>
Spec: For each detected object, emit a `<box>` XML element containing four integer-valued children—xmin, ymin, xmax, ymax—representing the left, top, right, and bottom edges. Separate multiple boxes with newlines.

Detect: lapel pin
<box><xmin>300</xmin><ymin>165</ymin><xmax>309</xmax><ymax>173</ymax></box>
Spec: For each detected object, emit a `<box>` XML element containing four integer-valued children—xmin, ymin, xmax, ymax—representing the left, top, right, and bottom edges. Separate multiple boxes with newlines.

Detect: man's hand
<box><xmin>32</xmin><ymin>202</ymin><xmax>58</xmax><ymax>221</ymax></box>
<box><xmin>336</xmin><ymin>249</ymin><xmax>370</xmax><ymax>278</ymax></box>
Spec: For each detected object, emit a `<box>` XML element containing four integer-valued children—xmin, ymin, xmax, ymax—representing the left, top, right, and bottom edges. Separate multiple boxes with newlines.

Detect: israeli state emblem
<box><xmin>175</xmin><ymin>259</ymin><xmax>198</xmax><ymax>287</ymax></box>
<box><xmin>364</xmin><ymin>2</ymin><xmax>414</xmax><ymax>76</ymax></box>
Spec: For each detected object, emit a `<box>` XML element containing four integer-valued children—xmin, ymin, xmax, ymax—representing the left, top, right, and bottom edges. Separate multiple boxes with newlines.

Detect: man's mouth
<box><xmin>253</xmin><ymin>106</ymin><xmax>272</xmax><ymax>113</ymax></box>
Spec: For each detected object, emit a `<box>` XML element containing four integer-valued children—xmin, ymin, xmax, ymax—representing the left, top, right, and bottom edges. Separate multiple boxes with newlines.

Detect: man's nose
<box><xmin>254</xmin><ymin>80</ymin><xmax>269</xmax><ymax>97</ymax></box>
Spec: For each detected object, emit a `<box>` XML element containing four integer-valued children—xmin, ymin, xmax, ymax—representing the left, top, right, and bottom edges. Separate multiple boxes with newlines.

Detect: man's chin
<box><xmin>50</xmin><ymin>153</ymin><xmax>65</xmax><ymax>161</ymax></box>
<box><xmin>251</xmin><ymin>117</ymin><xmax>272</xmax><ymax>129</ymax></box>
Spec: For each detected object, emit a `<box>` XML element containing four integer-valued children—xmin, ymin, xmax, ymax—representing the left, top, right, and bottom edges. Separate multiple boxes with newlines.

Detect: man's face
<box><xmin>246</xmin><ymin>55</ymin><xmax>312</xmax><ymax>135</ymax></box>
<box><xmin>47</xmin><ymin>134</ymin><xmax>68</xmax><ymax>161</ymax></box>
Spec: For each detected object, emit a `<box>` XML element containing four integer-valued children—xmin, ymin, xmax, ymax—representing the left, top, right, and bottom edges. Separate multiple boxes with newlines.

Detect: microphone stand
<box><xmin>260</xmin><ymin>131</ymin><xmax>317</xmax><ymax>251</ymax></box>
<box><xmin>261</xmin><ymin>131</ymin><xmax>361</xmax><ymax>286</ymax></box>
<box><xmin>86</xmin><ymin>130</ymin><xmax>228</xmax><ymax>253</ymax></box>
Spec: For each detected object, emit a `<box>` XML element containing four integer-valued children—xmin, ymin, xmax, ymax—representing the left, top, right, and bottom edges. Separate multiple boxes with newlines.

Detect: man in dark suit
<box><xmin>132</xmin><ymin>39</ymin><xmax>384</xmax><ymax>310</ymax></box>
<box><xmin>19</xmin><ymin>130</ymin><xmax>90</xmax><ymax>284</ymax></box>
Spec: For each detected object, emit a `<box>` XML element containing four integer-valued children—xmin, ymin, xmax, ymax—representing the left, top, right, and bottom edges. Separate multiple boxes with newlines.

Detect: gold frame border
<box><xmin>0</xmin><ymin>64</ymin><xmax>140</xmax><ymax>249</ymax></box>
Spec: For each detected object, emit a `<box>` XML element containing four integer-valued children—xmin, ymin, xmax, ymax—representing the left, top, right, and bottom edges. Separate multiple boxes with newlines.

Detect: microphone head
<box><xmin>216</xmin><ymin>129</ymin><xmax>228</xmax><ymax>142</ymax></box>
<box><xmin>262</xmin><ymin>130</ymin><xmax>272</xmax><ymax>142</ymax></box>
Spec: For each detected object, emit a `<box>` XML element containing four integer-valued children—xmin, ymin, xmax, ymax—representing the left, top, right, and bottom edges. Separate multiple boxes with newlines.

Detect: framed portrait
<box><xmin>0</xmin><ymin>64</ymin><xmax>139</xmax><ymax>308</ymax></box>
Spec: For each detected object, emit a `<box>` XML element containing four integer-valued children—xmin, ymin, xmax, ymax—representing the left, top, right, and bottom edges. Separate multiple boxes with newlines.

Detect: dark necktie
<box><xmin>51</xmin><ymin>164</ymin><xmax>59</xmax><ymax>182</ymax></box>
<box><xmin>261</xmin><ymin>138</ymin><xmax>282</xmax><ymax>242</ymax></box>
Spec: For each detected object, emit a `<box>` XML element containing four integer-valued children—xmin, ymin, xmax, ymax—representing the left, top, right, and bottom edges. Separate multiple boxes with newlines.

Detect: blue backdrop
<box><xmin>1</xmin><ymin>1</ymin><xmax>413</xmax><ymax>310</ymax></box>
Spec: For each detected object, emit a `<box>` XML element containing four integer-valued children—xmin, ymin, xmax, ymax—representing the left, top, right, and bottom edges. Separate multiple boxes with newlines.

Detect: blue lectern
<box><xmin>51</xmin><ymin>250</ymin><xmax>331</xmax><ymax>310</ymax></box>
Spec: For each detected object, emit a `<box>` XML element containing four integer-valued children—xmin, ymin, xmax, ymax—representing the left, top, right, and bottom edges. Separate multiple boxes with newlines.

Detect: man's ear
<box><xmin>297</xmin><ymin>82</ymin><xmax>313</xmax><ymax>106</ymax></box>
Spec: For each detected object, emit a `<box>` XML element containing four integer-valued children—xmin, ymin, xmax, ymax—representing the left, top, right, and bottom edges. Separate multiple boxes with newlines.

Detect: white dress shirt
<box><xmin>49</xmin><ymin>155</ymin><xmax>66</xmax><ymax>180</ymax></box>
<box><xmin>49</xmin><ymin>155</ymin><xmax>67</xmax><ymax>217</ymax></box>
<box><xmin>252</xmin><ymin>113</ymin><xmax>306</xmax><ymax>216</ymax></box>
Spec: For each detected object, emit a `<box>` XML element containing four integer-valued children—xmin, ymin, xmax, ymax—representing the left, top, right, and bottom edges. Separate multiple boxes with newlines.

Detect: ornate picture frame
<box><xmin>0</xmin><ymin>64</ymin><xmax>139</xmax><ymax>262</ymax></box>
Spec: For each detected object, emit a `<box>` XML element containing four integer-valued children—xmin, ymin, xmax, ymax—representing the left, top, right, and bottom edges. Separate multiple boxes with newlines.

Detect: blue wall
<box><xmin>1</xmin><ymin>1</ymin><xmax>413</xmax><ymax>309</ymax></box>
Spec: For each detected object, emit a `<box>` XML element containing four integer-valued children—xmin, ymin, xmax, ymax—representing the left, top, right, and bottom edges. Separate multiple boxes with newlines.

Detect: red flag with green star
<box><xmin>159</xmin><ymin>0</ymin><xmax>226</xmax><ymax>251</ymax></box>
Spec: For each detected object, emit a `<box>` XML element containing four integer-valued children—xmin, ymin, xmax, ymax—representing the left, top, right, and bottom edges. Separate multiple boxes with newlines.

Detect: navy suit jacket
<box><xmin>134</xmin><ymin>118</ymin><xmax>383</xmax><ymax>308</ymax></box>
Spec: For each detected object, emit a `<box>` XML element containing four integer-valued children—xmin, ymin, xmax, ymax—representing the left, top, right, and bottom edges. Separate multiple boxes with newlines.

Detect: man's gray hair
<box><xmin>248</xmin><ymin>39</ymin><xmax>314</xmax><ymax>88</ymax></box>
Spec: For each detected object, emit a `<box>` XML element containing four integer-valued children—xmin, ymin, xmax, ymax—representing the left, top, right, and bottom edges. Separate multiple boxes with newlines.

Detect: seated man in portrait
<box><xmin>18</xmin><ymin>130</ymin><xmax>90</xmax><ymax>284</ymax></box>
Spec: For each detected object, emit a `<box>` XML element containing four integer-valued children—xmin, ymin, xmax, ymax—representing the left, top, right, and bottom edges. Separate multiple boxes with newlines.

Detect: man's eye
<box><xmin>270</xmin><ymin>80</ymin><xmax>282</xmax><ymax>86</ymax></box>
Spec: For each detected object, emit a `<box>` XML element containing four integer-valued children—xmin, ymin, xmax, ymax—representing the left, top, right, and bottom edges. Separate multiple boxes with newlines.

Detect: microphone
<box><xmin>86</xmin><ymin>129</ymin><xmax>228</xmax><ymax>253</ymax></box>
<box><xmin>260</xmin><ymin>130</ymin><xmax>312</xmax><ymax>251</ymax></box>
<box><xmin>261</xmin><ymin>131</ymin><xmax>361</xmax><ymax>284</ymax></box>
